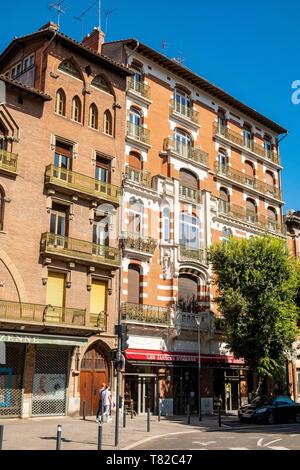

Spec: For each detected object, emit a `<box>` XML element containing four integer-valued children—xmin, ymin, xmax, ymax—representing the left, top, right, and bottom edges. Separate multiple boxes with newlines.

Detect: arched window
<box><xmin>180</xmin><ymin>169</ymin><xmax>198</xmax><ymax>202</ymax></box>
<box><xmin>267</xmin><ymin>207</ymin><xmax>277</xmax><ymax>230</ymax></box>
<box><xmin>127</xmin><ymin>152</ymin><xmax>142</xmax><ymax>184</ymax></box>
<box><xmin>128</xmin><ymin>264</ymin><xmax>140</xmax><ymax>304</ymax></box>
<box><xmin>246</xmin><ymin>198</ymin><xmax>257</xmax><ymax>223</ymax></box>
<box><xmin>71</xmin><ymin>96</ymin><xmax>81</xmax><ymax>122</ymax></box>
<box><xmin>162</xmin><ymin>207</ymin><xmax>170</xmax><ymax>243</ymax></box>
<box><xmin>128</xmin><ymin>197</ymin><xmax>143</xmax><ymax>237</ymax></box>
<box><xmin>55</xmin><ymin>89</ymin><xmax>66</xmax><ymax>116</ymax></box>
<box><xmin>178</xmin><ymin>274</ymin><xmax>198</xmax><ymax>313</ymax></box>
<box><xmin>222</xmin><ymin>227</ymin><xmax>232</xmax><ymax>241</ymax></box>
<box><xmin>103</xmin><ymin>110</ymin><xmax>113</xmax><ymax>135</ymax></box>
<box><xmin>128</xmin><ymin>151</ymin><xmax>141</xmax><ymax>170</ymax></box>
<box><xmin>89</xmin><ymin>103</ymin><xmax>98</xmax><ymax>129</ymax></box>
<box><xmin>58</xmin><ymin>60</ymin><xmax>82</xmax><ymax>80</ymax></box>
<box><xmin>174</xmin><ymin>88</ymin><xmax>191</xmax><ymax>117</ymax></box>
<box><xmin>179</xmin><ymin>212</ymin><xmax>199</xmax><ymax>249</ymax></box>
<box><xmin>0</xmin><ymin>186</ymin><xmax>5</xmax><ymax>230</ymax></box>
<box><xmin>174</xmin><ymin>128</ymin><xmax>191</xmax><ymax>157</ymax></box>
<box><xmin>219</xmin><ymin>187</ymin><xmax>230</xmax><ymax>213</ymax></box>
<box><xmin>244</xmin><ymin>160</ymin><xmax>255</xmax><ymax>187</ymax></box>
<box><xmin>129</xmin><ymin>107</ymin><xmax>142</xmax><ymax>127</ymax></box>
<box><xmin>91</xmin><ymin>75</ymin><xmax>112</xmax><ymax>94</ymax></box>
<box><xmin>265</xmin><ymin>170</ymin><xmax>275</xmax><ymax>187</ymax></box>
<box><xmin>217</xmin><ymin>148</ymin><xmax>228</xmax><ymax>167</ymax></box>
<box><xmin>243</xmin><ymin>125</ymin><xmax>253</xmax><ymax>149</ymax></box>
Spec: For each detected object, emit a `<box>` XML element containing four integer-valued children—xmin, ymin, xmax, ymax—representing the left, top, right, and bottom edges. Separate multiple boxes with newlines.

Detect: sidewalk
<box><xmin>0</xmin><ymin>414</ymin><xmax>238</xmax><ymax>450</ymax></box>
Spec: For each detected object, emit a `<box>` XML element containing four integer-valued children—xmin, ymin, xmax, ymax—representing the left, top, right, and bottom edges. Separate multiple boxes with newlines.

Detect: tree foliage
<box><xmin>209</xmin><ymin>236</ymin><xmax>298</xmax><ymax>380</ymax></box>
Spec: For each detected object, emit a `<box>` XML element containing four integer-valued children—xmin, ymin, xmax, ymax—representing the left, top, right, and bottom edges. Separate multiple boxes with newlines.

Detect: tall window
<box><xmin>95</xmin><ymin>155</ymin><xmax>111</xmax><ymax>183</ymax></box>
<box><xmin>0</xmin><ymin>186</ymin><xmax>5</xmax><ymax>231</ymax></box>
<box><xmin>179</xmin><ymin>212</ymin><xmax>199</xmax><ymax>249</ymax></box>
<box><xmin>127</xmin><ymin>152</ymin><xmax>142</xmax><ymax>183</ymax></box>
<box><xmin>54</xmin><ymin>141</ymin><xmax>72</xmax><ymax>174</ymax></box>
<box><xmin>103</xmin><ymin>110</ymin><xmax>113</xmax><ymax>135</ymax></box>
<box><xmin>243</xmin><ymin>126</ymin><xmax>252</xmax><ymax>149</ymax></box>
<box><xmin>178</xmin><ymin>274</ymin><xmax>198</xmax><ymax>313</ymax></box>
<box><xmin>89</xmin><ymin>104</ymin><xmax>98</xmax><ymax>129</ymax></box>
<box><xmin>219</xmin><ymin>187</ymin><xmax>230</xmax><ymax>213</ymax></box>
<box><xmin>267</xmin><ymin>207</ymin><xmax>277</xmax><ymax>230</ymax></box>
<box><xmin>71</xmin><ymin>96</ymin><xmax>81</xmax><ymax>122</ymax></box>
<box><xmin>217</xmin><ymin>110</ymin><xmax>226</xmax><ymax>133</ymax></box>
<box><xmin>50</xmin><ymin>204</ymin><xmax>68</xmax><ymax>238</ymax></box>
<box><xmin>264</xmin><ymin>137</ymin><xmax>272</xmax><ymax>158</ymax></box>
<box><xmin>162</xmin><ymin>207</ymin><xmax>170</xmax><ymax>242</ymax></box>
<box><xmin>174</xmin><ymin>88</ymin><xmax>191</xmax><ymax>116</ymax></box>
<box><xmin>128</xmin><ymin>264</ymin><xmax>140</xmax><ymax>304</ymax></box>
<box><xmin>217</xmin><ymin>148</ymin><xmax>228</xmax><ymax>167</ymax></box>
<box><xmin>128</xmin><ymin>198</ymin><xmax>143</xmax><ymax>237</ymax></box>
<box><xmin>244</xmin><ymin>160</ymin><xmax>255</xmax><ymax>187</ymax></box>
<box><xmin>246</xmin><ymin>198</ymin><xmax>257</xmax><ymax>223</ymax></box>
<box><xmin>0</xmin><ymin>124</ymin><xmax>7</xmax><ymax>151</ymax></box>
<box><xmin>55</xmin><ymin>89</ymin><xmax>66</xmax><ymax>116</ymax></box>
<box><xmin>265</xmin><ymin>170</ymin><xmax>275</xmax><ymax>190</ymax></box>
<box><xmin>174</xmin><ymin>128</ymin><xmax>191</xmax><ymax>157</ymax></box>
<box><xmin>129</xmin><ymin>107</ymin><xmax>142</xmax><ymax>127</ymax></box>
<box><xmin>93</xmin><ymin>216</ymin><xmax>108</xmax><ymax>247</ymax></box>
<box><xmin>131</xmin><ymin>65</ymin><xmax>143</xmax><ymax>94</ymax></box>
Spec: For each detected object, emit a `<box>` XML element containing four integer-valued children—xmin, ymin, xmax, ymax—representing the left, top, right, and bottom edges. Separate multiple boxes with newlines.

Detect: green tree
<box><xmin>209</xmin><ymin>236</ymin><xmax>298</xmax><ymax>394</ymax></box>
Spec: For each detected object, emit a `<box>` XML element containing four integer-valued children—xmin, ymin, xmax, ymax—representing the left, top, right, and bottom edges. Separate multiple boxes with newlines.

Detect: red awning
<box><xmin>125</xmin><ymin>348</ymin><xmax>244</xmax><ymax>365</ymax></box>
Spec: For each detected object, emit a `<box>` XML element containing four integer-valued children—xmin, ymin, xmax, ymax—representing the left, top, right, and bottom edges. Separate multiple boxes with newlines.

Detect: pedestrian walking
<box><xmin>96</xmin><ymin>382</ymin><xmax>106</xmax><ymax>422</ymax></box>
<box><xmin>102</xmin><ymin>385</ymin><xmax>112</xmax><ymax>423</ymax></box>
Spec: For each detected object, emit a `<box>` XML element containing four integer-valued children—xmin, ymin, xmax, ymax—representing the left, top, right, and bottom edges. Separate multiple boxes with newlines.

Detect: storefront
<box><xmin>124</xmin><ymin>348</ymin><xmax>246</xmax><ymax>415</ymax></box>
<box><xmin>0</xmin><ymin>332</ymin><xmax>88</xmax><ymax>418</ymax></box>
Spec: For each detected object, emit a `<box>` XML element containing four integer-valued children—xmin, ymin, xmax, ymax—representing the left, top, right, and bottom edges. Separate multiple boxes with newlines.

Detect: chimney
<box><xmin>82</xmin><ymin>27</ymin><xmax>105</xmax><ymax>54</ymax></box>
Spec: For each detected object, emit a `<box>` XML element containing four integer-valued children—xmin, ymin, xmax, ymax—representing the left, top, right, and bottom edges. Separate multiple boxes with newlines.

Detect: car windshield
<box><xmin>251</xmin><ymin>396</ymin><xmax>270</xmax><ymax>406</ymax></box>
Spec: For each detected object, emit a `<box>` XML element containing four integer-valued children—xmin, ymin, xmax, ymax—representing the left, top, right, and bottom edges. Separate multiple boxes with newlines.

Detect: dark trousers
<box><xmin>96</xmin><ymin>400</ymin><xmax>103</xmax><ymax>419</ymax></box>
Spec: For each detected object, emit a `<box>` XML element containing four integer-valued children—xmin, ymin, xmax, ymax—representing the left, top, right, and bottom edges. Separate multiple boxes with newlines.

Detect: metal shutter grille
<box><xmin>0</xmin><ymin>344</ymin><xmax>25</xmax><ymax>417</ymax></box>
<box><xmin>32</xmin><ymin>347</ymin><xmax>70</xmax><ymax>416</ymax></box>
<box><xmin>180</xmin><ymin>170</ymin><xmax>198</xmax><ymax>188</ymax></box>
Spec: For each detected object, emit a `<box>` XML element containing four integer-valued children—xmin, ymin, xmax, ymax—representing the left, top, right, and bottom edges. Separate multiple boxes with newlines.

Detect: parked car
<box><xmin>238</xmin><ymin>395</ymin><xmax>300</xmax><ymax>424</ymax></box>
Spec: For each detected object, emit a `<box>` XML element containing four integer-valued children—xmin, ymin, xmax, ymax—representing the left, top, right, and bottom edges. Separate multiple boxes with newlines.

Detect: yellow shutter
<box><xmin>90</xmin><ymin>280</ymin><xmax>107</xmax><ymax>314</ymax></box>
<box><xmin>46</xmin><ymin>272</ymin><xmax>65</xmax><ymax>322</ymax></box>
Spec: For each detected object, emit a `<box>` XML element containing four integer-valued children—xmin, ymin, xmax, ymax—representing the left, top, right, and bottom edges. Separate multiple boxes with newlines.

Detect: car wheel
<box><xmin>266</xmin><ymin>412</ymin><xmax>275</xmax><ymax>425</ymax></box>
<box><xmin>294</xmin><ymin>412</ymin><xmax>300</xmax><ymax>423</ymax></box>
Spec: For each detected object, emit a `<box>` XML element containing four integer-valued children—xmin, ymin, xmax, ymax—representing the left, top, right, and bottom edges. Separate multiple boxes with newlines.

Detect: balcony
<box><xmin>213</xmin><ymin>123</ymin><xmax>279</xmax><ymax>164</ymax></box>
<box><xmin>179</xmin><ymin>184</ymin><xmax>201</xmax><ymax>203</ymax></box>
<box><xmin>89</xmin><ymin>311</ymin><xmax>107</xmax><ymax>330</ymax></box>
<box><xmin>179</xmin><ymin>245</ymin><xmax>207</xmax><ymax>265</ymax></box>
<box><xmin>45</xmin><ymin>165</ymin><xmax>120</xmax><ymax>204</ymax></box>
<box><xmin>170</xmin><ymin>100</ymin><xmax>199</xmax><ymax>124</ymax></box>
<box><xmin>123</xmin><ymin>234</ymin><xmax>157</xmax><ymax>255</ymax></box>
<box><xmin>125</xmin><ymin>166</ymin><xmax>152</xmax><ymax>188</ymax></box>
<box><xmin>0</xmin><ymin>149</ymin><xmax>18</xmax><ymax>174</ymax></box>
<box><xmin>163</xmin><ymin>138</ymin><xmax>208</xmax><ymax>166</ymax></box>
<box><xmin>40</xmin><ymin>232</ymin><xmax>120</xmax><ymax>267</ymax></box>
<box><xmin>217</xmin><ymin>200</ymin><xmax>284</xmax><ymax>234</ymax></box>
<box><xmin>214</xmin><ymin>163</ymin><xmax>281</xmax><ymax>200</ymax></box>
<box><xmin>127</xmin><ymin>122</ymin><xmax>150</xmax><ymax>145</ymax></box>
<box><xmin>122</xmin><ymin>302</ymin><xmax>170</xmax><ymax>326</ymax></box>
<box><xmin>128</xmin><ymin>77</ymin><xmax>151</xmax><ymax>100</ymax></box>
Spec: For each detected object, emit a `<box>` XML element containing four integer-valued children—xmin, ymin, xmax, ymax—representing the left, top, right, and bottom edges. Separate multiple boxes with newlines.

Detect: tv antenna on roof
<box><xmin>74</xmin><ymin>1</ymin><xmax>98</xmax><ymax>37</ymax></box>
<box><xmin>49</xmin><ymin>0</ymin><xmax>68</xmax><ymax>29</ymax></box>
<box><xmin>105</xmin><ymin>8</ymin><xmax>118</xmax><ymax>35</ymax></box>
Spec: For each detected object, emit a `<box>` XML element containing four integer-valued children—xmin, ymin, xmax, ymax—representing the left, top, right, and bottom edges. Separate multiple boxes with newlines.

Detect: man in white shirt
<box><xmin>102</xmin><ymin>385</ymin><xmax>112</xmax><ymax>423</ymax></box>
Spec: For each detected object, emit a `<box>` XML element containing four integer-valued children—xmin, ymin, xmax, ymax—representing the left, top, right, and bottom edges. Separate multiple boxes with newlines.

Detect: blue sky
<box><xmin>1</xmin><ymin>0</ymin><xmax>299</xmax><ymax>211</ymax></box>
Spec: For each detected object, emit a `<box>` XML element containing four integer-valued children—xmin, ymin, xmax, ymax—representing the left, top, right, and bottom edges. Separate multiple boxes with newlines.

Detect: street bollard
<box><xmin>187</xmin><ymin>404</ymin><xmax>191</xmax><ymax>425</ymax></box>
<box><xmin>218</xmin><ymin>405</ymin><xmax>222</xmax><ymax>427</ymax></box>
<box><xmin>130</xmin><ymin>399</ymin><xmax>134</xmax><ymax>419</ymax></box>
<box><xmin>123</xmin><ymin>406</ymin><xmax>126</xmax><ymax>428</ymax></box>
<box><xmin>82</xmin><ymin>400</ymin><xmax>86</xmax><ymax>421</ymax></box>
<box><xmin>0</xmin><ymin>425</ymin><xmax>3</xmax><ymax>450</ymax></box>
<box><xmin>97</xmin><ymin>421</ymin><xmax>103</xmax><ymax>450</ymax></box>
<box><xmin>56</xmin><ymin>424</ymin><xmax>62</xmax><ymax>451</ymax></box>
<box><xmin>158</xmin><ymin>400</ymin><xmax>161</xmax><ymax>422</ymax></box>
<box><xmin>147</xmin><ymin>408</ymin><xmax>150</xmax><ymax>432</ymax></box>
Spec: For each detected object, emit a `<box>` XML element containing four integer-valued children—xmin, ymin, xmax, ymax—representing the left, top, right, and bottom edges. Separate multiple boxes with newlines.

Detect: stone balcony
<box><xmin>123</xmin><ymin>234</ymin><xmax>157</xmax><ymax>257</ymax></box>
<box><xmin>170</xmin><ymin>99</ymin><xmax>199</xmax><ymax>124</ymax></box>
<box><xmin>128</xmin><ymin>77</ymin><xmax>151</xmax><ymax>100</ymax></box>
<box><xmin>124</xmin><ymin>166</ymin><xmax>152</xmax><ymax>188</ymax></box>
<box><xmin>179</xmin><ymin>245</ymin><xmax>207</xmax><ymax>265</ymax></box>
<box><xmin>163</xmin><ymin>138</ymin><xmax>208</xmax><ymax>166</ymax></box>
<box><xmin>0</xmin><ymin>149</ymin><xmax>18</xmax><ymax>175</ymax></box>
<box><xmin>126</xmin><ymin>122</ymin><xmax>151</xmax><ymax>145</ymax></box>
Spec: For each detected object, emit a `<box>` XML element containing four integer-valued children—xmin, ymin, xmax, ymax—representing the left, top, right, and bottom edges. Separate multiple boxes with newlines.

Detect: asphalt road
<box><xmin>132</xmin><ymin>422</ymin><xmax>300</xmax><ymax>450</ymax></box>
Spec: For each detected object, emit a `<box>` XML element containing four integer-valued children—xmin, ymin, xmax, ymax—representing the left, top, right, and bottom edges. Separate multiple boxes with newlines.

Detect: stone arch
<box><xmin>0</xmin><ymin>248</ymin><xmax>26</xmax><ymax>302</ymax></box>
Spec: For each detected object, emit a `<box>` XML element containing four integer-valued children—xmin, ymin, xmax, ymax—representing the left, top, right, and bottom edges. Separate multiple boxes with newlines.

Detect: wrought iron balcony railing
<box><xmin>89</xmin><ymin>310</ymin><xmax>107</xmax><ymax>330</ymax></box>
<box><xmin>40</xmin><ymin>232</ymin><xmax>120</xmax><ymax>266</ymax></box>
<box><xmin>179</xmin><ymin>245</ymin><xmax>207</xmax><ymax>264</ymax></box>
<box><xmin>124</xmin><ymin>234</ymin><xmax>157</xmax><ymax>254</ymax></box>
<box><xmin>163</xmin><ymin>138</ymin><xmax>208</xmax><ymax>166</ymax></box>
<box><xmin>214</xmin><ymin>163</ymin><xmax>281</xmax><ymax>200</ymax></box>
<box><xmin>125</xmin><ymin>166</ymin><xmax>152</xmax><ymax>188</ymax></box>
<box><xmin>0</xmin><ymin>149</ymin><xmax>18</xmax><ymax>173</ymax></box>
<box><xmin>127</xmin><ymin>122</ymin><xmax>150</xmax><ymax>144</ymax></box>
<box><xmin>179</xmin><ymin>184</ymin><xmax>201</xmax><ymax>203</ymax></box>
<box><xmin>170</xmin><ymin>99</ymin><xmax>199</xmax><ymax>124</ymax></box>
<box><xmin>122</xmin><ymin>302</ymin><xmax>170</xmax><ymax>325</ymax></box>
<box><xmin>213</xmin><ymin>123</ymin><xmax>279</xmax><ymax>164</ymax></box>
<box><xmin>128</xmin><ymin>77</ymin><xmax>151</xmax><ymax>100</ymax></box>
<box><xmin>0</xmin><ymin>299</ymin><xmax>86</xmax><ymax>326</ymax></box>
<box><xmin>217</xmin><ymin>200</ymin><xmax>284</xmax><ymax>234</ymax></box>
<box><xmin>45</xmin><ymin>165</ymin><xmax>120</xmax><ymax>204</ymax></box>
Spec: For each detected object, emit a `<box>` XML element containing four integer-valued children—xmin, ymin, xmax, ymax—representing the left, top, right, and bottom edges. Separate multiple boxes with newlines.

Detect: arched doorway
<box><xmin>80</xmin><ymin>341</ymin><xmax>109</xmax><ymax>416</ymax></box>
